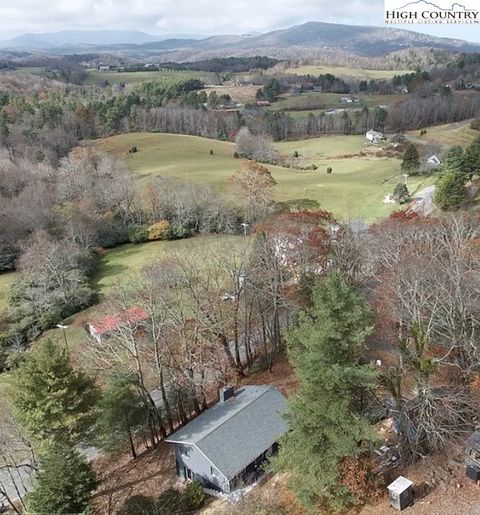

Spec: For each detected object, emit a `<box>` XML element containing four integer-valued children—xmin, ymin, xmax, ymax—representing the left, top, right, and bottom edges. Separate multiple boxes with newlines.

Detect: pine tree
<box><xmin>441</xmin><ymin>145</ymin><xmax>468</xmax><ymax>178</ymax></box>
<box><xmin>12</xmin><ymin>339</ymin><xmax>99</xmax><ymax>450</ymax></box>
<box><xmin>275</xmin><ymin>273</ymin><xmax>376</xmax><ymax>511</ymax></box>
<box><xmin>465</xmin><ymin>136</ymin><xmax>480</xmax><ymax>179</ymax></box>
<box><xmin>26</xmin><ymin>442</ymin><xmax>96</xmax><ymax>514</ymax></box>
<box><xmin>401</xmin><ymin>143</ymin><xmax>420</xmax><ymax>172</ymax></box>
<box><xmin>95</xmin><ymin>373</ymin><xmax>147</xmax><ymax>459</ymax></box>
<box><xmin>434</xmin><ymin>170</ymin><xmax>466</xmax><ymax>210</ymax></box>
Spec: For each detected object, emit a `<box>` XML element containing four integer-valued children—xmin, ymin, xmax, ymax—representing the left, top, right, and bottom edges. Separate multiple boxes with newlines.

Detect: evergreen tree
<box><xmin>95</xmin><ymin>373</ymin><xmax>147</xmax><ymax>459</ymax></box>
<box><xmin>275</xmin><ymin>273</ymin><xmax>376</xmax><ymax>511</ymax></box>
<box><xmin>465</xmin><ymin>136</ymin><xmax>480</xmax><ymax>179</ymax></box>
<box><xmin>12</xmin><ymin>339</ymin><xmax>99</xmax><ymax>450</ymax></box>
<box><xmin>434</xmin><ymin>170</ymin><xmax>466</xmax><ymax>210</ymax></box>
<box><xmin>26</xmin><ymin>442</ymin><xmax>96</xmax><ymax>514</ymax></box>
<box><xmin>401</xmin><ymin>143</ymin><xmax>420</xmax><ymax>172</ymax></box>
<box><xmin>441</xmin><ymin>145</ymin><xmax>468</xmax><ymax>178</ymax></box>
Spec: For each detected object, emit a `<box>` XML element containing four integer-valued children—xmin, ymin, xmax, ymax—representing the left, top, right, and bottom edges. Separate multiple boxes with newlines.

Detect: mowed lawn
<box><xmin>84</xmin><ymin>69</ymin><xmax>214</xmax><ymax>86</ymax></box>
<box><xmin>283</xmin><ymin>65</ymin><xmax>412</xmax><ymax>80</ymax></box>
<box><xmin>96</xmin><ymin>132</ymin><xmax>430</xmax><ymax>221</ymax></box>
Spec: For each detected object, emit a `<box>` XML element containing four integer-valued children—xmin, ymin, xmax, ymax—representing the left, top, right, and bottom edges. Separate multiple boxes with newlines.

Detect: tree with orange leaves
<box><xmin>230</xmin><ymin>161</ymin><xmax>276</xmax><ymax>224</ymax></box>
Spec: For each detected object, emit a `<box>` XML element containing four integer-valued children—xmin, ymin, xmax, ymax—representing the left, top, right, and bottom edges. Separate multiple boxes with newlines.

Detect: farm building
<box><xmin>165</xmin><ymin>385</ymin><xmax>287</xmax><ymax>493</ymax></box>
<box><xmin>366</xmin><ymin>129</ymin><xmax>384</xmax><ymax>144</ymax></box>
<box><xmin>87</xmin><ymin>306</ymin><xmax>148</xmax><ymax>343</ymax></box>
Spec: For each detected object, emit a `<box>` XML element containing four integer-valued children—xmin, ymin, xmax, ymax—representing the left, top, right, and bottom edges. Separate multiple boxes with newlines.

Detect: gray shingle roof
<box><xmin>165</xmin><ymin>385</ymin><xmax>287</xmax><ymax>479</ymax></box>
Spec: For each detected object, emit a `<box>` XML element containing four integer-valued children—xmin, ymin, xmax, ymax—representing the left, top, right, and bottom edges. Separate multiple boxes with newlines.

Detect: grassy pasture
<box><xmin>96</xmin><ymin>132</ymin><xmax>430</xmax><ymax>222</ymax></box>
<box><xmin>408</xmin><ymin>120</ymin><xmax>479</xmax><ymax>149</ymax></box>
<box><xmin>0</xmin><ymin>271</ymin><xmax>16</xmax><ymax>313</ymax></box>
<box><xmin>283</xmin><ymin>65</ymin><xmax>413</xmax><ymax>80</ymax></box>
<box><xmin>270</xmin><ymin>92</ymin><xmax>402</xmax><ymax>112</ymax></box>
<box><xmin>84</xmin><ymin>69</ymin><xmax>214</xmax><ymax>86</ymax></box>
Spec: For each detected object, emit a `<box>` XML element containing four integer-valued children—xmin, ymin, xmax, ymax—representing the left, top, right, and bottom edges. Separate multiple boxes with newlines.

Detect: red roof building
<box><xmin>88</xmin><ymin>307</ymin><xmax>149</xmax><ymax>342</ymax></box>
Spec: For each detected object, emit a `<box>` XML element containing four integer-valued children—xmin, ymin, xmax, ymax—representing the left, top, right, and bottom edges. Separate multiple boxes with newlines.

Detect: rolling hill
<box><xmin>2</xmin><ymin>22</ymin><xmax>480</xmax><ymax>57</ymax></box>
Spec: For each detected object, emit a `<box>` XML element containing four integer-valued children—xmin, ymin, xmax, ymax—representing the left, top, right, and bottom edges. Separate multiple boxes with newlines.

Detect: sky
<box><xmin>0</xmin><ymin>0</ymin><xmax>479</xmax><ymax>42</ymax></box>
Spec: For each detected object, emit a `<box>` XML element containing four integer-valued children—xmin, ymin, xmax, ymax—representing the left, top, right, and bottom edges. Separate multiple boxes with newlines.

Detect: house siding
<box><xmin>174</xmin><ymin>444</ymin><xmax>229</xmax><ymax>492</ymax></box>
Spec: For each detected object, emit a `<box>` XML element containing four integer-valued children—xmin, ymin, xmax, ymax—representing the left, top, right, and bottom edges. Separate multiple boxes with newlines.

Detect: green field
<box><xmin>284</xmin><ymin>65</ymin><xmax>413</xmax><ymax>80</ymax></box>
<box><xmin>43</xmin><ymin>234</ymin><xmax>244</xmax><ymax>352</ymax></box>
<box><xmin>408</xmin><ymin>120</ymin><xmax>479</xmax><ymax>149</ymax></box>
<box><xmin>0</xmin><ymin>271</ymin><xmax>16</xmax><ymax>312</ymax></box>
<box><xmin>84</xmin><ymin>69</ymin><xmax>215</xmax><ymax>86</ymax></box>
<box><xmin>270</xmin><ymin>92</ymin><xmax>402</xmax><ymax>112</ymax></box>
<box><xmin>96</xmin><ymin>132</ymin><xmax>430</xmax><ymax>222</ymax></box>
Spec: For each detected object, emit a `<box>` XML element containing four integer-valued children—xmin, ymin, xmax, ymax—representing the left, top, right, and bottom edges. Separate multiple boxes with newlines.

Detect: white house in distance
<box><xmin>366</xmin><ymin>129</ymin><xmax>384</xmax><ymax>144</ymax></box>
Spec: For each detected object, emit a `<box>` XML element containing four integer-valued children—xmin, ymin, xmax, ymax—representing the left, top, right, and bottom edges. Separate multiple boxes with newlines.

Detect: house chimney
<box><xmin>219</xmin><ymin>385</ymin><xmax>235</xmax><ymax>403</ymax></box>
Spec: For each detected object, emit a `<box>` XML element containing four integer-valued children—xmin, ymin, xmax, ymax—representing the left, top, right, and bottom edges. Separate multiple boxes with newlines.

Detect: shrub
<box><xmin>127</xmin><ymin>225</ymin><xmax>149</xmax><ymax>244</ymax></box>
<box><xmin>471</xmin><ymin>118</ymin><xmax>480</xmax><ymax>131</ymax></box>
<box><xmin>312</xmin><ymin>164</ymin><xmax>318</xmax><ymax>170</ymax></box>
<box><xmin>129</xmin><ymin>146</ymin><xmax>138</xmax><ymax>153</ymax></box>
<box><xmin>293</xmin><ymin>150</ymin><xmax>299</xmax><ymax>158</ymax></box>
<box><xmin>147</xmin><ymin>220</ymin><xmax>171</xmax><ymax>241</ymax></box>
<box><xmin>233</xmin><ymin>151</ymin><xmax>240</xmax><ymax>158</ymax></box>
<box><xmin>326</xmin><ymin>167</ymin><xmax>333</xmax><ymax>174</ymax></box>
<box><xmin>210</xmin><ymin>149</ymin><xmax>214</xmax><ymax>155</ymax></box>
<box><xmin>393</xmin><ymin>183</ymin><xmax>410</xmax><ymax>204</ymax></box>
<box><xmin>119</xmin><ymin>495</ymin><xmax>157</xmax><ymax>515</ymax></box>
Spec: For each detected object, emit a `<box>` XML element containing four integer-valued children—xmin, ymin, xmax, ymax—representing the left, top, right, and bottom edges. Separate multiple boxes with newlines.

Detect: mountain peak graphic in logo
<box><xmin>395</xmin><ymin>0</ymin><xmax>474</xmax><ymax>11</ymax></box>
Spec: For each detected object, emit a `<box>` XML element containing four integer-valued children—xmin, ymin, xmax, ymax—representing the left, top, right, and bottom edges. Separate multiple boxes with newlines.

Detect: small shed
<box><xmin>387</xmin><ymin>476</ymin><xmax>413</xmax><ymax>511</ymax></box>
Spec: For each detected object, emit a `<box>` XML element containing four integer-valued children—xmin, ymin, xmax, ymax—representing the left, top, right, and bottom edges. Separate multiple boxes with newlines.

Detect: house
<box><xmin>87</xmin><ymin>306</ymin><xmax>148</xmax><ymax>343</ymax></box>
<box><xmin>256</xmin><ymin>99</ymin><xmax>270</xmax><ymax>107</ymax></box>
<box><xmin>366</xmin><ymin>129</ymin><xmax>384</xmax><ymax>144</ymax></box>
<box><xmin>165</xmin><ymin>385</ymin><xmax>287</xmax><ymax>493</ymax></box>
<box><xmin>427</xmin><ymin>154</ymin><xmax>441</xmax><ymax>167</ymax></box>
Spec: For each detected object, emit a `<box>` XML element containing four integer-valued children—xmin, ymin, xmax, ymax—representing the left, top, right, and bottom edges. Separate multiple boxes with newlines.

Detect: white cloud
<box><xmin>0</xmin><ymin>0</ymin><xmax>476</xmax><ymax>41</ymax></box>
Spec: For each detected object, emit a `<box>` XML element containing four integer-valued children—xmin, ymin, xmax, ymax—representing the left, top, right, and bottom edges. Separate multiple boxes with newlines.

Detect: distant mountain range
<box><xmin>1</xmin><ymin>22</ymin><xmax>480</xmax><ymax>57</ymax></box>
<box><xmin>0</xmin><ymin>30</ymin><xmax>205</xmax><ymax>49</ymax></box>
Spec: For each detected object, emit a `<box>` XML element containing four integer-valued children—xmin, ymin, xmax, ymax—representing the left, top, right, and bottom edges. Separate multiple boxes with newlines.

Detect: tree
<box><xmin>441</xmin><ymin>145</ymin><xmax>468</xmax><ymax>178</ymax></box>
<box><xmin>26</xmin><ymin>442</ymin><xmax>96</xmax><ymax>514</ymax></box>
<box><xmin>401</xmin><ymin>143</ymin><xmax>420</xmax><ymax>172</ymax></box>
<box><xmin>275</xmin><ymin>273</ymin><xmax>376</xmax><ymax>511</ymax></box>
<box><xmin>465</xmin><ymin>136</ymin><xmax>480</xmax><ymax>179</ymax></box>
<box><xmin>230</xmin><ymin>161</ymin><xmax>277</xmax><ymax>223</ymax></box>
<box><xmin>95</xmin><ymin>373</ymin><xmax>147</xmax><ymax>459</ymax></box>
<box><xmin>12</xmin><ymin>339</ymin><xmax>99</xmax><ymax>450</ymax></box>
<box><xmin>434</xmin><ymin>171</ymin><xmax>466</xmax><ymax>210</ymax></box>
<box><xmin>393</xmin><ymin>183</ymin><xmax>410</xmax><ymax>203</ymax></box>
<box><xmin>262</xmin><ymin>78</ymin><xmax>281</xmax><ymax>102</ymax></box>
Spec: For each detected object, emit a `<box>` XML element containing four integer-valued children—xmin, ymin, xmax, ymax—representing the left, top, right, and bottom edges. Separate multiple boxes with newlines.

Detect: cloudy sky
<box><xmin>1</xmin><ymin>0</ymin><xmax>479</xmax><ymax>42</ymax></box>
